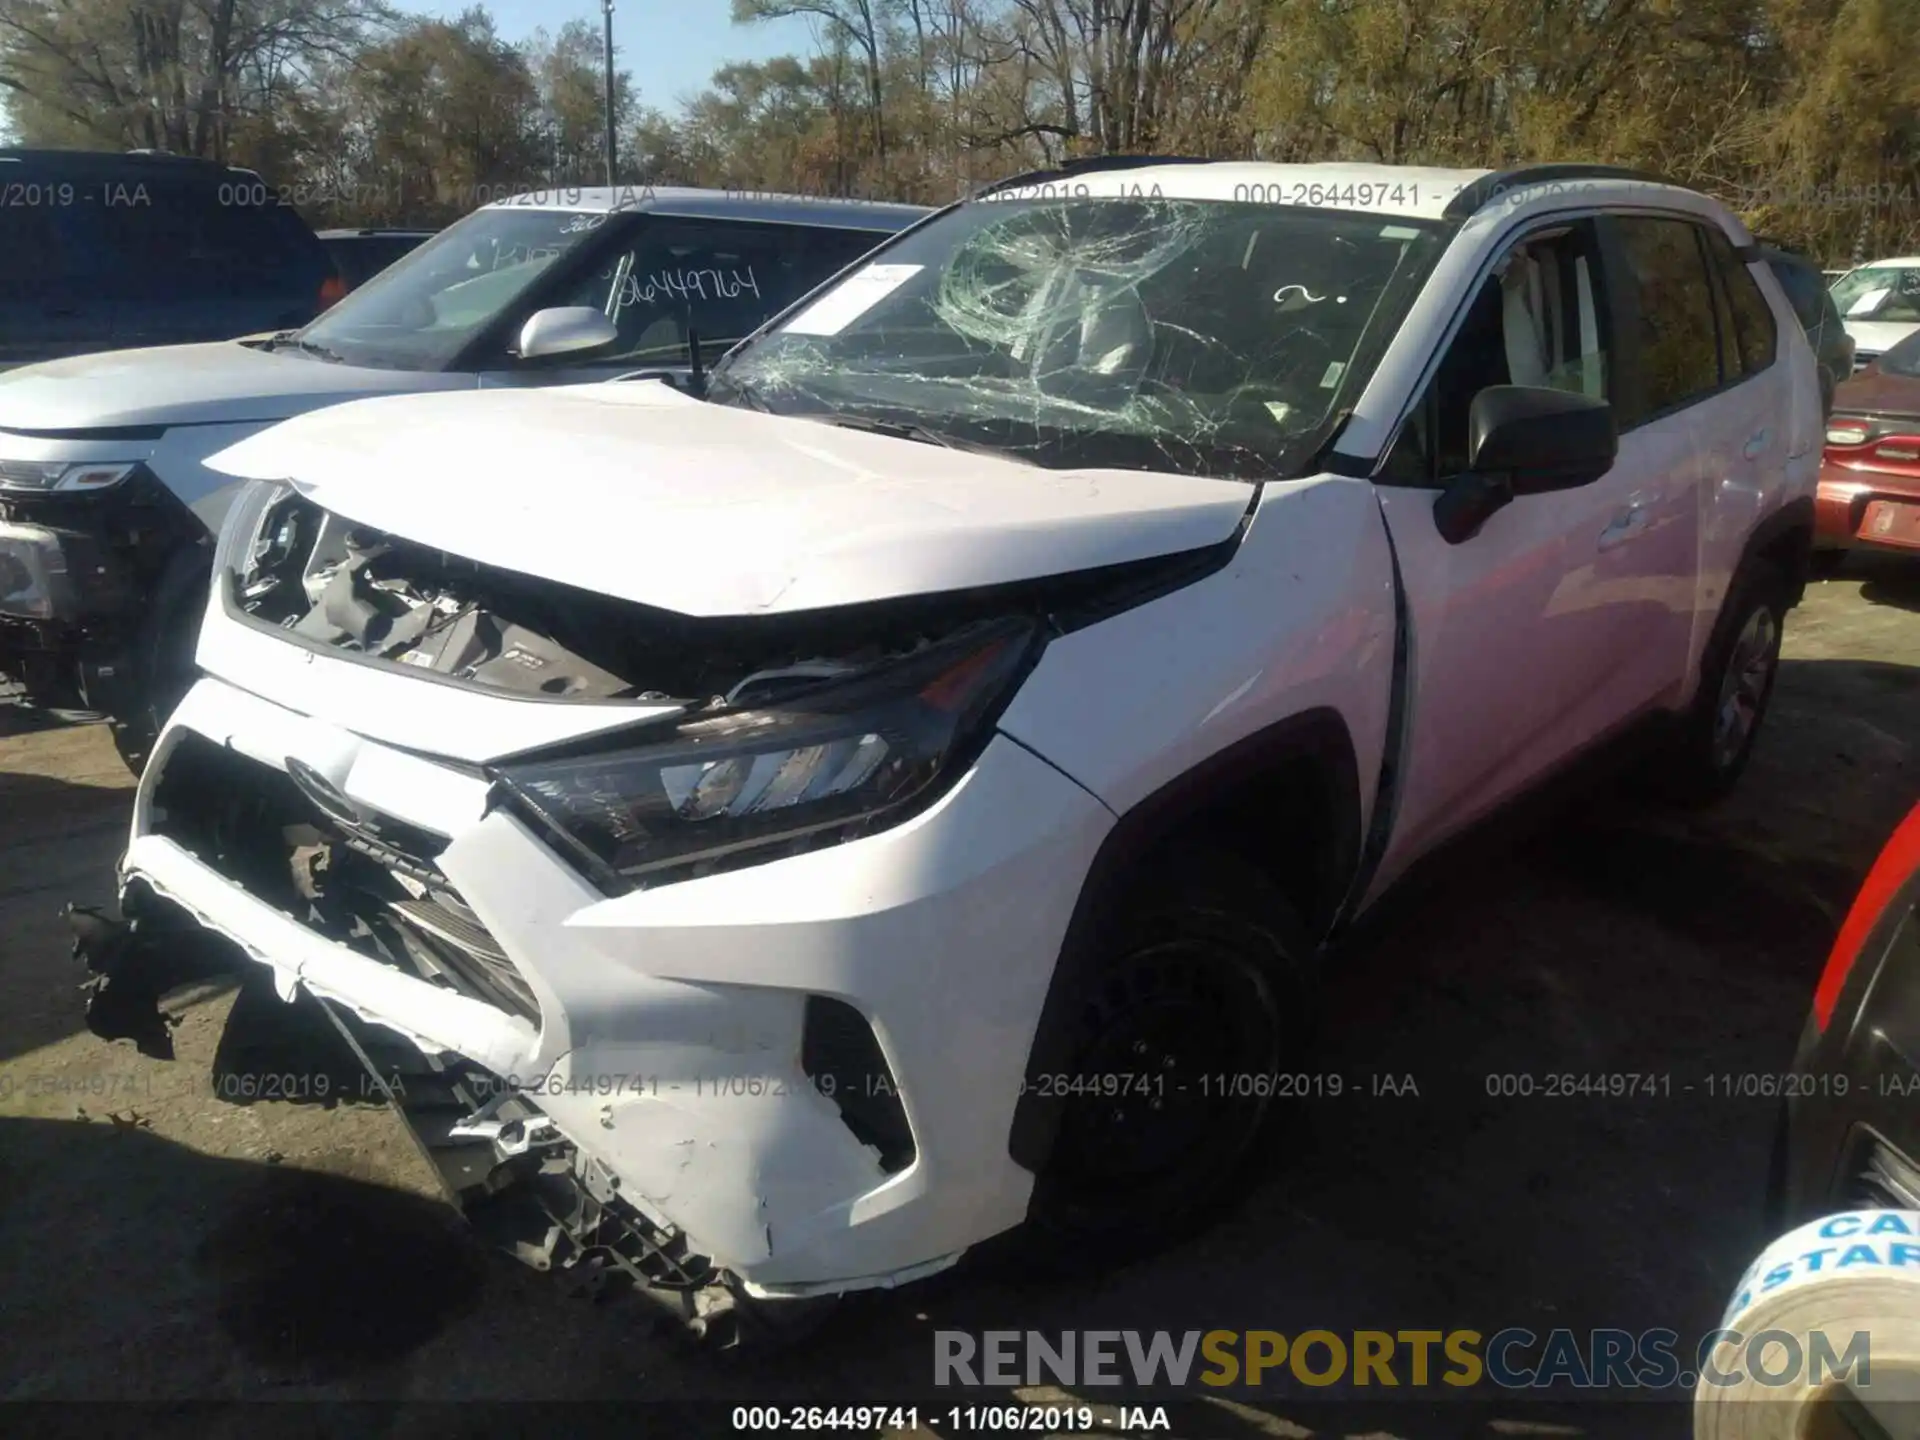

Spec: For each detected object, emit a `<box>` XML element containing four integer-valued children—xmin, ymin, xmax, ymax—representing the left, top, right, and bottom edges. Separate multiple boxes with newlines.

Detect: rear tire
<box><xmin>1649</xmin><ymin>560</ymin><xmax>1789</xmax><ymax>807</ymax></box>
<box><xmin>1022</xmin><ymin>848</ymin><xmax>1309</xmax><ymax>1273</ymax></box>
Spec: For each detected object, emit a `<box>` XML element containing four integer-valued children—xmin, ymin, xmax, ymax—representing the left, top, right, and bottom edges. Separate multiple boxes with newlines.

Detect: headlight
<box><xmin>0</xmin><ymin>522</ymin><xmax>72</xmax><ymax>619</ymax></box>
<box><xmin>0</xmin><ymin>460</ymin><xmax>141</xmax><ymax>494</ymax></box>
<box><xmin>496</xmin><ymin>616</ymin><xmax>1041</xmax><ymax>890</ymax></box>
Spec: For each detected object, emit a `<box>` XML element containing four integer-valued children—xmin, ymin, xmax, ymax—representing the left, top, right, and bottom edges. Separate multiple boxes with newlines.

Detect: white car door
<box><xmin>1362</xmin><ymin>216</ymin><xmax>1695</xmax><ymax>896</ymax></box>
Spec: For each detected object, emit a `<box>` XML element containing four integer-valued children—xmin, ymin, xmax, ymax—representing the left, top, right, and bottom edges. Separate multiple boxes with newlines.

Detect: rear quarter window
<box><xmin>1704</xmin><ymin>229</ymin><xmax>1777</xmax><ymax>374</ymax></box>
<box><xmin>1766</xmin><ymin>255</ymin><xmax>1826</xmax><ymax>330</ymax></box>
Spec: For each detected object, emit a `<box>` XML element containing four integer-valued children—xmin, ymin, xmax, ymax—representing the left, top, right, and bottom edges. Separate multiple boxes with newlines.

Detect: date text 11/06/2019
<box><xmin>1481</xmin><ymin>1072</ymin><xmax>1913</xmax><ymax>1099</ymax></box>
<box><xmin>731</xmin><ymin>1405</ymin><xmax>1175</xmax><ymax>1432</ymax></box>
<box><xmin>382</xmin><ymin>1070</ymin><xmax>1424</xmax><ymax>1104</ymax></box>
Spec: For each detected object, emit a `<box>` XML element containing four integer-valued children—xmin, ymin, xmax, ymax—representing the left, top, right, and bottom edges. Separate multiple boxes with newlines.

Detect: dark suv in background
<box><xmin>0</xmin><ymin>149</ymin><xmax>333</xmax><ymax>370</ymax></box>
<box><xmin>1759</xmin><ymin>241</ymin><xmax>1855</xmax><ymax>415</ymax></box>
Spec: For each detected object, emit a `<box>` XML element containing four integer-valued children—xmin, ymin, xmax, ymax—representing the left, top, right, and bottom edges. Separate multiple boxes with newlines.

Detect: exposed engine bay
<box><xmin>226</xmin><ymin>486</ymin><xmax>1232</xmax><ymax>708</ymax></box>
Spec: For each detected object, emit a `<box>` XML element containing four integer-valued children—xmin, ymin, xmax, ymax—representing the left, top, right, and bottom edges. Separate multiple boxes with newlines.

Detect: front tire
<box><xmin>108</xmin><ymin>578</ymin><xmax>206</xmax><ymax>778</ymax></box>
<box><xmin>1651</xmin><ymin>560</ymin><xmax>1789</xmax><ymax>806</ymax></box>
<box><xmin>1023</xmin><ymin>848</ymin><xmax>1309</xmax><ymax>1272</ymax></box>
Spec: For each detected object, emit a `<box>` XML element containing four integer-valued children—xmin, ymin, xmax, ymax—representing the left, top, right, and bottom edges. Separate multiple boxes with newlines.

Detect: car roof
<box><xmin>1841</xmin><ymin>258</ymin><xmax>1920</xmax><ymax>270</ymax></box>
<box><xmin>966</xmin><ymin>157</ymin><xmax>1732</xmax><ymax>225</ymax></box>
<box><xmin>316</xmin><ymin>228</ymin><xmax>437</xmax><ymax>239</ymax></box>
<box><xmin>969</xmin><ymin>160</ymin><xmax>1491</xmax><ymax>218</ymax></box>
<box><xmin>0</xmin><ymin>146</ymin><xmax>264</xmax><ymax>180</ymax></box>
<box><xmin>482</xmin><ymin>185</ymin><xmax>930</xmax><ymax>229</ymax></box>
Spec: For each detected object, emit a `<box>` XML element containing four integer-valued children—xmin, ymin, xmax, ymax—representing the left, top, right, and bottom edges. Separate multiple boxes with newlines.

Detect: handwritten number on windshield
<box><xmin>620</xmin><ymin>267</ymin><xmax>762</xmax><ymax>309</ymax></box>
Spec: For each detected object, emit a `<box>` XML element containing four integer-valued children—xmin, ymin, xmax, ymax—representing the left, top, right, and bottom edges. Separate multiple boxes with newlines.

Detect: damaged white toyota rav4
<box><xmin>88</xmin><ymin>159</ymin><xmax>1820</xmax><ymax>1341</ymax></box>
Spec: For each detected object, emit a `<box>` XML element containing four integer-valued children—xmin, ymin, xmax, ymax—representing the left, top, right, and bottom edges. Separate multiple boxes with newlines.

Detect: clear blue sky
<box><xmin>390</xmin><ymin>1</ymin><xmax>820</xmax><ymax>116</ymax></box>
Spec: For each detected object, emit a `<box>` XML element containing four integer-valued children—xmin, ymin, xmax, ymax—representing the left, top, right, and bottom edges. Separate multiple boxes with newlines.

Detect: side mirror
<box><xmin>516</xmin><ymin>306</ymin><xmax>618</xmax><ymax>360</ymax></box>
<box><xmin>1433</xmin><ymin>385</ymin><xmax>1618</xmax><ymax>545</ymax></box>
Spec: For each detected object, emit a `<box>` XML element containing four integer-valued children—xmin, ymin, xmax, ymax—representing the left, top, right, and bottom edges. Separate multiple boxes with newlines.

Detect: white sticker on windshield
<box><xmin>1848</xmin><ymin>286</ymin><xmax>1891</xmax><ymax>317</ymax></box>
<box><xmin>1320</xmin><ymin>360</ymin><xmax>1347</xmax><ymax>389</ymax></box>
<box><xmin>1379</xmin><ymin>225</ymin><xmax>1421</xmax><ymax>239</ymax></box>
<box><xmin>783</xmin><ymin>263</ymin><xmax>924</xmax><ymax>335</ymax></box>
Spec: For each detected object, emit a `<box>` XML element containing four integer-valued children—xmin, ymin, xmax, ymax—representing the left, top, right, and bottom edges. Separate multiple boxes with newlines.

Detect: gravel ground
<box><xmin>1</xmin><ymin>557</ymin><xmax>1917</xmax><ymax>1438</ymax></box>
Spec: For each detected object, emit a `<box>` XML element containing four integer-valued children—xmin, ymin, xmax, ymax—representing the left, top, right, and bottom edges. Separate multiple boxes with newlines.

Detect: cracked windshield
<box><xmin>712</xmin><ymin>196</ymin><xmax>1446</xmax><ymax>480</ymax></box>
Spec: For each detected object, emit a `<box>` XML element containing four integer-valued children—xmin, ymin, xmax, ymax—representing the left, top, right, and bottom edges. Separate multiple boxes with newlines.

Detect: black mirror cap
<box><xmin>1468</xmin><ymin>384</ymin><xmax>1618</xmax><ymax>491</ymax></box>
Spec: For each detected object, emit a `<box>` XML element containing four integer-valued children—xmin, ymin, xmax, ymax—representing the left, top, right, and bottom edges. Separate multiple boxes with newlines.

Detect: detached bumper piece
<box><xmin>67</xmin><ymin>889</ymin><xmax>245</xmax><ymax>1059</ymax></box>
<box><xmin>240</xmin><ymin>957</ymin><xmax>834</xmax><ymax>1349</ymax></box>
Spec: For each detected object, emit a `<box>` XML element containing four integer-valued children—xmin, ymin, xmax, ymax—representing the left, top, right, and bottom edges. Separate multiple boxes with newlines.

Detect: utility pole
<box><xmin>602</xmin><ymin>0</ymin><xmax>618</xmax><ymax>188</ymax></box>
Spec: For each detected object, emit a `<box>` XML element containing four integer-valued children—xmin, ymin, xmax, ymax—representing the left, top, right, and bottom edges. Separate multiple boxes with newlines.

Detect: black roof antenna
<box><xmin>687</xmin><ymin>323</ymin><xmax>706</xmax><ymax>396</ymax></box>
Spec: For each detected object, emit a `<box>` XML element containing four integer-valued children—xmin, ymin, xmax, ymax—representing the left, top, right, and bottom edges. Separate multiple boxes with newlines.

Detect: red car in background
<box><xmin>1817</xmin><ymin>328</ymin><xmax>1920</xmax><ymax>570</ymax></box>
<box><xmin>1773</xmin><ymin>800</ymin><xmax>1920</xmax><ymax>1220</ymax></box>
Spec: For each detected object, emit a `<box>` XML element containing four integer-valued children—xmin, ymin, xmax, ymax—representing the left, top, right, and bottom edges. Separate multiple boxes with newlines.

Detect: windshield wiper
<box><xmin>706</xmin><ymin>372</ymin><xmax>772</xmax><ymax>412</ymax></box>
<box><xmin>805</xmin><ymin>413</ymin><xmax>1037</xmax><ymax>465</ymax></box>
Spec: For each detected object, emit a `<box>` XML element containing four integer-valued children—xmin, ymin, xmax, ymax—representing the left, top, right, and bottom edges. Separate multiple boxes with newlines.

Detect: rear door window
<box><xmin>1610</xmin><ymin>216</ymin><xmax>1724</xmax><ymax>424</ymax></box>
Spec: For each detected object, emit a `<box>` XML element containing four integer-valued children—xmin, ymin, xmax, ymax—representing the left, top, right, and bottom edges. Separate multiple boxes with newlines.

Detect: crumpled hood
<box><xmin>206</xmin><ymin>381</ymin><xmax>1255</xmax><ymax>617</ymax></box>
<box><xmin>0</xmin><ymin>341</ymin><xmax>471</xmax><ymax>432</ymax></box>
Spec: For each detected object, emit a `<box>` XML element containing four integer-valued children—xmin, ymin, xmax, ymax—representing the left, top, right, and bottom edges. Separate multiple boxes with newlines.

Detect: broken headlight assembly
<box><xmin>495</xmin><ymin>616</ymin><xmax>1041</xmax><ymax>892</ymax></box>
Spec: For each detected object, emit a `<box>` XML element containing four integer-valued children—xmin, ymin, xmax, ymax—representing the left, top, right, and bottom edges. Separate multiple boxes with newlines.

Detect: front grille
<box><xmin>150</xmin><ymin>732</ymin><xmax>540</xmax><ymax>1024</ymax></box>
<box><xmin>385</xmin><ymin>896</ymin><xmax>540</xmax><ymax>1020</ymax></box>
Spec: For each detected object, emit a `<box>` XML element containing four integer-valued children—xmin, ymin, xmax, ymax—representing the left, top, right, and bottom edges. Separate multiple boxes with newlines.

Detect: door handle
<box><xmin>1598</xmin><ymin>503</ymin><xmax>1650</xmax><ymax>550</ymax></box>
<box><xmin>1742</xmin><ymin>429</ymin><xmax>1770</xmax><ymax>461</ymax></box>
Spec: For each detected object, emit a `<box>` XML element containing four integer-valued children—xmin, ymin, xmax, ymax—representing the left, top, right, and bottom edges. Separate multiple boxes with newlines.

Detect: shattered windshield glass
<box><xmin>710</xmin><ymin>195</ymin><xmax>1447</xmax><ymax>480</ymax></box>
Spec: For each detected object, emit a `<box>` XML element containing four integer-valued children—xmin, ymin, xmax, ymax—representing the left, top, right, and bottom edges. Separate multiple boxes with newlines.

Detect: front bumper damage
<box><xmin>98</xmin><ymin>670</ymin><xmax>1114</xmax><ymax>1330</ymax></box>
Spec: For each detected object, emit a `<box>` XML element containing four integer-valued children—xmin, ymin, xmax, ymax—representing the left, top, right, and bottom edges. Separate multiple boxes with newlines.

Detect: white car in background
<box><xmin>1829</xmin><ymin>258</ymin><xmax>1920</xmax><ymax>369</ymax></box>
<box><xmin>81</xmin><ymin>159</ymin><xmax>1821</xmax><ymax>1347</ymax></box>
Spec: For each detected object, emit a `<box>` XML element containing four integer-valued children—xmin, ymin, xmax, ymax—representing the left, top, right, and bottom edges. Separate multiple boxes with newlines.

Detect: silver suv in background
<box><xmin>0</xmin><ymin>187</ymin><xmax>928</xmax><ymax>770</ymax></box>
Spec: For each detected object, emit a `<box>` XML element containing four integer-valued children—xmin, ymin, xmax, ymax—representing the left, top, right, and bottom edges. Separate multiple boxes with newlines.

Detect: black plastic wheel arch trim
<box><xmin>1006</xmin><ymin>706</ymin><xmax>1362</xmax><ymax>1175</ymax></box>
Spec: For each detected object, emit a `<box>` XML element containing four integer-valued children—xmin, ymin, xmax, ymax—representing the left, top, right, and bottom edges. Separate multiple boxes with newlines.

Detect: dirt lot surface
<box><xmin>2</xmin><ymin>557</ymin><xmax>1917</xmax><ymax>1438</ymax></box>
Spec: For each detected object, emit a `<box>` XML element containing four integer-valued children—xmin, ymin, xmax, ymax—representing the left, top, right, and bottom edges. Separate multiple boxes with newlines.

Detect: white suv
<box><xmin>87</xmin><ymin>160</ymin><xmax>1820</xmax><ymax>1342</ymax></box>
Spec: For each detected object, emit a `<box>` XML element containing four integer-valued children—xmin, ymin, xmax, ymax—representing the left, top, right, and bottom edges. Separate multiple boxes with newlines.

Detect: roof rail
<box><xmin>1443</xmin><ymin>164</ymin><xmax>1675</xmax><ymax>219</ymax></box>
<box><xmin>973</xmin><ymin>153</ymin><xmax>1216</xmax><ymax>198</ymax></box>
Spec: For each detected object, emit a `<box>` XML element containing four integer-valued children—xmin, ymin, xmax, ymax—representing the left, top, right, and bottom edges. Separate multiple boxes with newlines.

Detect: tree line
<box><xmin>3</xmin><ymin>0</ymin><xmax>1917</xmax><ymax>266</ymax></box>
